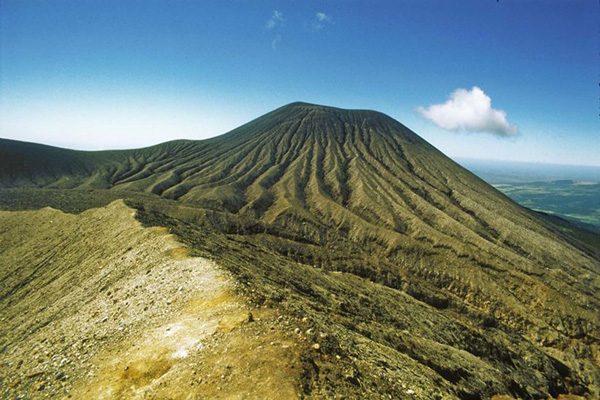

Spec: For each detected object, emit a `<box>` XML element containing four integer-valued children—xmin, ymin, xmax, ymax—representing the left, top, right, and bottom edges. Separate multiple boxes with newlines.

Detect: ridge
<box><xmin>0</xmin><ymin>102</ymin><xmax>599</xmax><ymax>398</ymax></box>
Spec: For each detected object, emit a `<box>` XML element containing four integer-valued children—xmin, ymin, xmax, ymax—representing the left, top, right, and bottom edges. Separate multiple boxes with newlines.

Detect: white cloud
<box><xmin>266</xmin><ymin>10</ymin><xmax>283</xmax><ymax>29</ymax></box>
<box><xmin>313</xmin><ymin>12</ymin><xmax>331</xmax><ymax>30</ymax></box>
<box><xmin>418</xmin><ymin>86</ymin><xmax>518</xmax><ymax>137</ymax></box>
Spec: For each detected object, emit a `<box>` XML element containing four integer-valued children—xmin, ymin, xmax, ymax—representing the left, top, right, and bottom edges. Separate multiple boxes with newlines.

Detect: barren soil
<box><xmin>0</xmin><ymin>200</ymin><xmax>303</xmax><ymax>399</ymax></box>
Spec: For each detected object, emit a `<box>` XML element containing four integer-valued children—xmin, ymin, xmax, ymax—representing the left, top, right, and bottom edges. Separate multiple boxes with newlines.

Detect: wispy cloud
<box><xmin>266</xmin><ymin>10</ymin><xmax>283</xmax><ymax>30</ymax></box>
<box><xmin>266</xmin><ymin>10</ymin><xmax>284</xmax><ymax>50</ymax></box>
<box><xmin>313</xmin><ymin>12</ymin><xmax>331</xmax><ymax>30</ymax></box>
<box><xmin>418</xmin><ymin>87</ymin><xmax>518</xmax><ymax>137</ymax></box>
<box><xmin>271</xmin><ymin>34</ymin><xmax>282</xmax><ymax>50</ymax></box>
<box><xmin>266</xmin><ymin>10</ymin><xmax>331</xmax><ymax>49</ymax></box>
<box><xmin>316</xmin><ymin>12</ymin><xmax>330</xmax><ymax>23</ymax></box>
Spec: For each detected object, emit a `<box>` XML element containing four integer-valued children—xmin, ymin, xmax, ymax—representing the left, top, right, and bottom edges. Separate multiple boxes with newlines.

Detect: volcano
<box><xmin>1</xmin><ymin>102</ymin><xmax>598</xmax><ymax>399</ymax></box>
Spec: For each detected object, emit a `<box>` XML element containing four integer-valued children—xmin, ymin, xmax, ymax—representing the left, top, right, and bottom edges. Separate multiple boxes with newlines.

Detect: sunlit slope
<box><xmin>1</xmin><ymin>102</ymin><xmax>599</xmax><ymax>397</ymax></box>
<box><xmin>0</xmin><ymin>201</ymin><xmax>302</xmax><ymax>399</ymax></box>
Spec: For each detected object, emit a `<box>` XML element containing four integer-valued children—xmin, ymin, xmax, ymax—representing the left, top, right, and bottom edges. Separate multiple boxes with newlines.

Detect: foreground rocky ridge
<box><xmin>0</xmin><ymin>102</ymin><xmax>599</xmax><ymax>398</ymax></box>
<box><xmin>0</xmin><ymin>201</ymin><xmax>304</xmax><ymax>399</ymax></box>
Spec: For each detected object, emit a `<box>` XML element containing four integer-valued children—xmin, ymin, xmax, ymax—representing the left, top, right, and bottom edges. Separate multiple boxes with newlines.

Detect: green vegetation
<box><xmin>492</xmin><ymin>181</ymin><xmax>600</xmax><ymax>230</ymax></box>
<box><xmin>1</xmin><ymin>102</ymin><xmax>599</xmax><ymax>399</ymax></box>
<box><xmin>459</xmin><ymin>158</ymin><xmax>600</xmax><ymax>232</ymax></box>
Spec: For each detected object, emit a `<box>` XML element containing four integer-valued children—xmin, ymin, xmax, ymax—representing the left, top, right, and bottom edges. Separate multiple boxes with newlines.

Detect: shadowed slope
<box><xmin>1</xmin><ymin>102</ymin><xmax>599</xmax><ymax>398</ymax></box>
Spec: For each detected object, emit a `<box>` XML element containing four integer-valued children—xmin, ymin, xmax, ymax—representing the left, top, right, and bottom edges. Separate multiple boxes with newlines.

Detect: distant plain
<box><xmin>459</xmin><ymin>158</ymin><xmax>600</xmax><ymax>230</ymax></box>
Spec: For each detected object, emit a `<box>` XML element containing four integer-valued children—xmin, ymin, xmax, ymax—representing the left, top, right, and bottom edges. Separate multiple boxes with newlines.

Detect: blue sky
<box><xmin>1</xmin><ymin>1</ymin><xmax>598</xmax><ymax>166</ymax></box>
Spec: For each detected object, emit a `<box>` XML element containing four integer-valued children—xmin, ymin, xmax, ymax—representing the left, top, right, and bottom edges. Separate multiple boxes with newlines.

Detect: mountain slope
<box><xmin>0</xmin><ymin>201</ymin><xmax>302</xmax><ymax>399</ymax></box>
<box><xmin>1</xmin><ymin>102</ymin><xmax>599</xmax><ymax>398</ymax></box>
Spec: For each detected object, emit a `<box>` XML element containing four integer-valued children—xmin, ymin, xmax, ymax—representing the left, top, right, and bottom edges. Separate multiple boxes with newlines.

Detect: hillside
<box><xmin>0</xmin><ymin>201</ymin><xmax>303</xmax><ymax>399</ymax></box>
<box><xmin>1</xmin><ymin>102</ymin><xmax>599</xmax><ymax>399</ymax></box>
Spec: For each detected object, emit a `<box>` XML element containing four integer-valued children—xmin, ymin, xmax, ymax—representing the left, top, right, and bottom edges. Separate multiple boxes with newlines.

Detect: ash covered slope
<box><xmin>1</xmin><ymin>102</ymin><xmax>599</xmax><ymax>398</ymax></box>
<box><xmin>0</xmin><ymin>201</ymin><xmax>302</xmax><ymax>399</ymax></box>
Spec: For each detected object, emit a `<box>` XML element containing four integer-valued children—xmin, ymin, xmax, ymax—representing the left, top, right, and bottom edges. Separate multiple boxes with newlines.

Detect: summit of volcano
<box><xmin>1</xmin><ymin>102</ymin><xmax>599</xmax><ymax>399</ymax></box>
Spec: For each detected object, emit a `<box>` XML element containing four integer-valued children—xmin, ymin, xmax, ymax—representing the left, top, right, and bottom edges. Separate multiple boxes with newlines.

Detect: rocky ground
<box><xmin>0</xmin><ymin>197</ymin><xmax>596</xmax><ymax>399</ymax></box>
<box><xmin>0</xmin><ymin>201</ymin><xmax>306</xmax><ymax>399</ymax></box>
